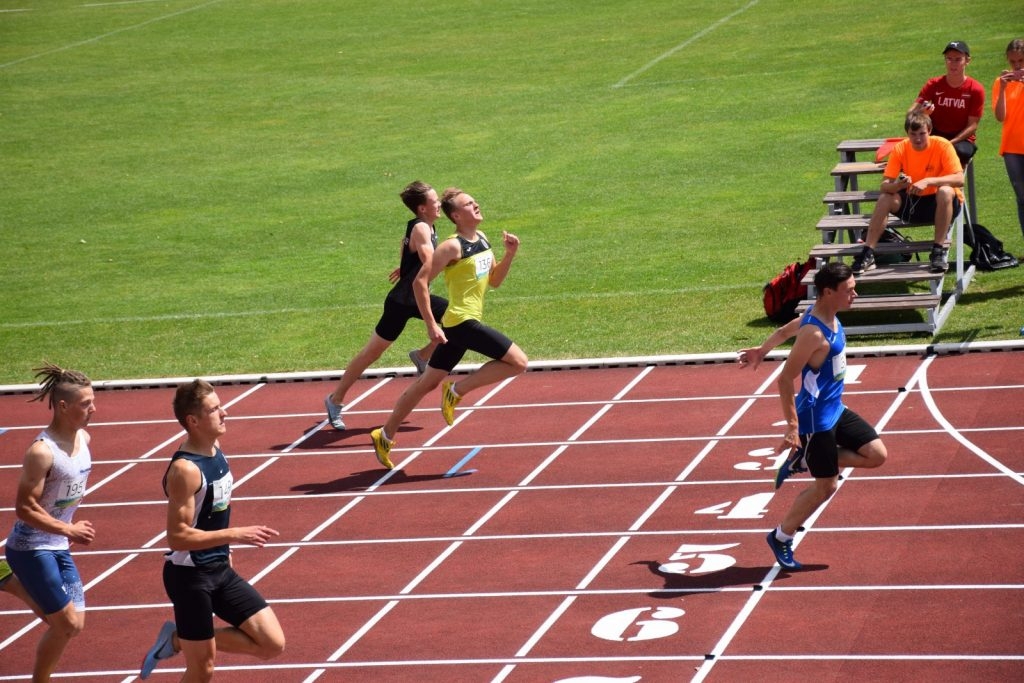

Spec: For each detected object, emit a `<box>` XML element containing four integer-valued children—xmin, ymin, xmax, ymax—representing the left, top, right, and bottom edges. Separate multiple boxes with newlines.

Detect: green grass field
<box><xmin>2</xmin><ymin>0</ymin><xmax>1021</xmax><ymax>385</ymax></box>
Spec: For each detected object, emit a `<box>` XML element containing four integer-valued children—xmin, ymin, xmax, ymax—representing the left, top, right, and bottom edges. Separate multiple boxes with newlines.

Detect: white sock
<box><xmin>775</xmin><ymin>526</ymin><xmax>794</xmax><ymax>542</ymax></box>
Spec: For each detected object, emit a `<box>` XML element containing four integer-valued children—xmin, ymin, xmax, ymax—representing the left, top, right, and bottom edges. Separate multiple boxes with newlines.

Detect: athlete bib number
<box><xmin>55</xmin><ymin>476</ymin><xmax>88</xmax><ymax>509</ymax></box>
<box><xmin>832</xmin><ymin>349</ymin><xmax>847</xmax><ymax>382</ymax></box>
<box><xmin>473</xmin><ymin>253</ymin><xmax>493</xmax><ymax>279</ymax></box>
<box><xmin>211</xmin><ymin>473</ymin><xmax>234</xmax><ymax>513</ymax></box>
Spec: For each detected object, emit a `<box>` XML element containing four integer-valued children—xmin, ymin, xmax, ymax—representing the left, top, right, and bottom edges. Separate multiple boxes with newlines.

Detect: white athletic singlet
<box><xmin>7</xmin><ymin>431</ymin><xmax>92</xmax><ymax>551</ymax></box>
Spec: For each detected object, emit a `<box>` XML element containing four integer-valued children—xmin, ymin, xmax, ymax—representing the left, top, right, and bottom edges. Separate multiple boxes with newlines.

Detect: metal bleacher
<box><xmin>798</xmin><ymin>138</ymin><xmax>975</xmax><ymax>335</ymax></box>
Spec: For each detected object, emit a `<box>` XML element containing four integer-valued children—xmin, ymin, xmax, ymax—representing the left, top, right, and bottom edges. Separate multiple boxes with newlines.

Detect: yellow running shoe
<box><xmin>0</xmin><ymin>559</ymin><xmax>12</xmax><ymax>588</ymax></box>
<box><xmin>441</xmin><ymin>381</ymin><xmax>462</xmax><ymax>426</ymax></box>
<box><xmin>370</xmin><ymin>428</ymin><xmax>395</xmax><ymax>470</ymax></box>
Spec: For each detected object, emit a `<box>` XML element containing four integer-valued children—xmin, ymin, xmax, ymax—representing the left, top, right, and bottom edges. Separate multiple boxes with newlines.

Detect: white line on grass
<box><xmin>0</xmin><ymin>283</ymin><xmax>762</xmax><ymax>330</ymax></box>
<box><xmin>0</xmin><ymin>0</ymin><xmax>225</xmax><ymax>70</ymax></box>
<box><xmin>82</xmin><ymin>0</ymin><xmax>173</xmax><ymax>7</ymax></box>
<box><xmin>612</xmin><ymin>0</ymin><xmax>760</xmax><ymax>89</ymax></box>
<box><xmin>0</xmin><ymin>306</ymin><xmax>348</xmax><ymax>329</ymax></box>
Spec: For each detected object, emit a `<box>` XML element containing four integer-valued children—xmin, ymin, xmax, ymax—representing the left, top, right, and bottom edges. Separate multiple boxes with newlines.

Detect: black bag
<box><xmin>966</xmin><ymin>223</ymin><xmax>1019</xmax><ymax>271</ymax></box>
<box><xmin>763</xmin><ymin>259</ymin><xmax>814</xmax><ymax>323</ymax></box>
<box><xmin>875</xmin><ymin>226</ymin><xmax>913</xmax><ymax>264</ymax></box>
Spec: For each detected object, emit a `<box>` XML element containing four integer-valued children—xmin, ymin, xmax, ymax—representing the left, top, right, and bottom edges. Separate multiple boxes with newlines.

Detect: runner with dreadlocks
<box><xmin>1</xmin><ymin>363</ymin><xmax>97</xmax><ymax>682</ymax></box>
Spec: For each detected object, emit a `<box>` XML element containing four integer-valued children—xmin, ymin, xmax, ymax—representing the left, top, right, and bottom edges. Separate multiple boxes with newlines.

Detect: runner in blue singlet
<box><xmin>740</xmin><ymin>263</ymin><xmax>888</xmax><ymax>570</ymax></box>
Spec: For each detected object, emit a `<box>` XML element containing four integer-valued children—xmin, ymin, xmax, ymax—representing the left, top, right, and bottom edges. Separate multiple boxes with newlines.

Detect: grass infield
<box><xmin>1</xmin><ymin>0</ymin><xmax>1021</xmax><ymax>385</ymax></box>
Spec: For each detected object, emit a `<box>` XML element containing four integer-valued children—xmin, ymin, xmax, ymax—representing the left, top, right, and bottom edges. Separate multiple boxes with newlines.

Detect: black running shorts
<box><xmin>163</xmin><ymin>561</ymin><xmax>268</xmax><ymax>641</ymax></box>
<box><xmin>374</xmin><ymin>294</ymin><xmax>447</xmax><ymax>342</ymax></box>
<box><xmin>801</xmin><ymin>408</ymin><xmax>879</xmax><ymax>479</ymax></box>
<box><xmin>429</xmin><ymin>319</ymin><xmax>513</xmax><ymax>373</ymax></box>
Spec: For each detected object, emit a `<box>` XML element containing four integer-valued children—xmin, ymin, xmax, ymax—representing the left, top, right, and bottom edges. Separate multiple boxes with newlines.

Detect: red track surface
<box><xmin>2</xmin><ymin>350</ymin><xmax>1023</xmax><ymax>682</ymax></box>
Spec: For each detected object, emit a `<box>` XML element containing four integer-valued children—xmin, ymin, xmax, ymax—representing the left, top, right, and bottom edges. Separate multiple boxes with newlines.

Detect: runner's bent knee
<box><xmin>48</xmin><ymin>604</ymin><xmax>84</xmax><ymax>638</ymax></box>
<box><xmin>243</xmin><ymin>609</ymin><xmax>285</xmax><ymax>659</ymax></box>
<box><xmin>858</xmin><ymin>439</ymin><xmax>887</xmax><ymax>467</ymax></box>
<box><xmin>503</xmin><ymin>344</ymin><xmax>528</xmax><ymax>373</ymax></box>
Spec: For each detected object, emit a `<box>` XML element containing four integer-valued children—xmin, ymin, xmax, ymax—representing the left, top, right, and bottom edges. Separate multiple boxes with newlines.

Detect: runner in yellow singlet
<box><xmin>370</xmin><ymin>188</ymin><xmax>528</xmax><ymax>469</ymax></box>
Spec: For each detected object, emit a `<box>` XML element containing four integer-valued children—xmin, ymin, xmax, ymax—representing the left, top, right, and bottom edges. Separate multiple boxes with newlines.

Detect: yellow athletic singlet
<box><xmin>441</xmin><ymin>232</ymin><xmax>493</xmax><ymax>327</ymax></box>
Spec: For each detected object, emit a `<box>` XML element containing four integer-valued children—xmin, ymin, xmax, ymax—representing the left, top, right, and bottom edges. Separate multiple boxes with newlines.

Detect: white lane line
<box><xmin>300</xmin><ymin>377</ymin><xmax>525</xmax><ymax>681</ymax></box>
<box><xmin>918</xmin><ymin>356</ymin><xmax>1024</xmax><ymax>486</ymax></box>
<box><xmin>327</xmin><ymin>368</ymin><xmax>657</xmax><ymax>683</ymax></box>
<box><xmin>691</xmin><ymin>352</ymin><xmax>925</xmax><ymax>682</ymax></box>
<box><xmin>497</xmin><ymin>362</ymin><xmax>770</xmax><ymax>681</ymax></box>
<box><xmin>0</xmin><ymin>383</ymin><xmax>271</xmax><ymax>657</ymax></box>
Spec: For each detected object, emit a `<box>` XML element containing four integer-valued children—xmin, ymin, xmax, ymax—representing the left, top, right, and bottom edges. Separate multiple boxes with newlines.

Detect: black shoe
<box><xmin>851</xmin><ymin>247</ymin><xmax>875</xmax><ymax>275</ymax></box>
<box><xmin>929</xmin><ymin>244</ymin><xmax>949</xmax><ymax>273</ymax></box>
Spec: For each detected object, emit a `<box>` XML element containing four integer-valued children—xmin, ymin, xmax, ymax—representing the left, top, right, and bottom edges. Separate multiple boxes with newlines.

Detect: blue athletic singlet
<box><xmin>795</xmin><ymin>309</ymin><xmax>848</xmax><ymax>433</ymax></box>
<box><xmin>386</xmin><ymin>218</ymin><xmax>438</xmax><ymax>307</ymax></box>
<box><xmin>163</xmin><ymin>448</ymin><xmax>233</xmax><ymax>567</ymax></box>
<box><xmin>7</xmin><ymin>431</ymin><xmax>91</xmax><ymax>551</ymax></box>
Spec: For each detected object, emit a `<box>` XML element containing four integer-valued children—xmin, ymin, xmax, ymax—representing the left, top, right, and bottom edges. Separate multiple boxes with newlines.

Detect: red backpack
<box><xmin>762</xmin><ymin>259</ymin><xmax>814</xmax><ymax>323</ymax></box>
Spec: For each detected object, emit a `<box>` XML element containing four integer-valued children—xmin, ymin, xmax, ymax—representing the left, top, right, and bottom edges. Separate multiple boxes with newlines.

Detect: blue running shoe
<box><xmin>766</xmin><ymin>530</ymin><xmax>802</xmax><ymax>570</ymax></box>
<box><xmin>140</xmin><ymin>620</ymin><xmax>176</xmax><ymax>679</ymax></box>
<box><xmin>324</xmin><ymin>394</ymin><xmax>345</xmax><ymax>431</ymax></box>
<box><xmin>774</xmin><ymin>445</ymin><xmax>807</xmax><ymax>490</ymax></box>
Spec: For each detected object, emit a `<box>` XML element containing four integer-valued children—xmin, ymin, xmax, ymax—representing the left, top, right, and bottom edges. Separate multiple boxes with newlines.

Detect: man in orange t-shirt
<box><xmin>993</xmin><ymin>38</ymin><xmax>1024</xmax><ymax>240</ymax></box>
<box><xmin>851</xmin><ymin>112</ymin><xmax>964</xmax><ymax>275</ymax></box>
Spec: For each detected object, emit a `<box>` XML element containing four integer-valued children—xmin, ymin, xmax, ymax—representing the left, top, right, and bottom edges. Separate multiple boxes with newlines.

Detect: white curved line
<box><xmin>917</xmin><ymin>355</ymin><xmax>1024</xmax><ymax>486</ymax></box>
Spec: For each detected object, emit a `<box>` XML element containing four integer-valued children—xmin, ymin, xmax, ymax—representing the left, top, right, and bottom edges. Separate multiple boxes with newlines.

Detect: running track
<box><xmin>1</xmin><ymin>345</ymin><xmax>1023</xmax><ymax>682</ymax></box>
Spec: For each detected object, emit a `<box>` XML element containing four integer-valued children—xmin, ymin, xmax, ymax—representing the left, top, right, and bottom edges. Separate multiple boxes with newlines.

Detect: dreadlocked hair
<box><xmin>30</xmin><ymin>363</ymin><xmax>92</xmax><ymax>409</ymax></box>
